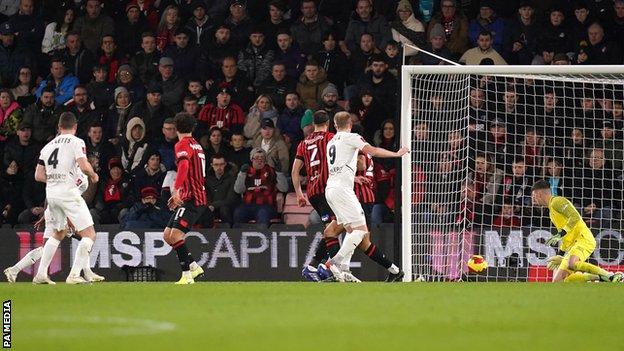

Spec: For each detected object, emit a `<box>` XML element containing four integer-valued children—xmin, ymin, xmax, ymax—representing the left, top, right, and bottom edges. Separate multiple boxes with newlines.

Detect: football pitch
<box><xmin>1</xmin><ymin>282</ymin><xmax>621</xmax><ymax>351</ymax></box>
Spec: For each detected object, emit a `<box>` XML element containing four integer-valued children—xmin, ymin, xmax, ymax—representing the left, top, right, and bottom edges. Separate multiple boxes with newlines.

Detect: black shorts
<box><xmin>167</xmin><ymin>201</ymin><xmax>207</xmax><ymax>233</ymax></box>
<box><xmin>309</xmin><ymin>194</ymin><xmax>334</xmax><ymax>224</ymax></box>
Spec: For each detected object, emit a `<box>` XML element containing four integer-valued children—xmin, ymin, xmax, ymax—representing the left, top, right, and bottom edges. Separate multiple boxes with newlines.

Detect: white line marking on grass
<box><xmin>20</xmin><ymin>315</ymin><xmax>176</xmax><ymax>337</ymax></box>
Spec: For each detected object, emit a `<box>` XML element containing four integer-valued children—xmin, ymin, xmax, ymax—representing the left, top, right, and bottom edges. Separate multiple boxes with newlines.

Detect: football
<box><xmin>467</xmin><ymin>255</ymin><xmax>488</xmax><ymax>274</ymax></box>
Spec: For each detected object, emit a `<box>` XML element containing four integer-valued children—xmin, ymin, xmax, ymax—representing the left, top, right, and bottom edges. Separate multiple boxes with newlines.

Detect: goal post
<box><xmin>401</xmin><ymin>65</ymin><xmax>624</xmax><ymax>282</ymax></box>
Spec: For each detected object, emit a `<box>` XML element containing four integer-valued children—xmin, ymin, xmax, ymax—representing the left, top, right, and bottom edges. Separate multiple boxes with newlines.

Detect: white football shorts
<box><xmin>325</xmin><ymin>186</ymin><xmax>367</xmax><ymax>228</ymax></box>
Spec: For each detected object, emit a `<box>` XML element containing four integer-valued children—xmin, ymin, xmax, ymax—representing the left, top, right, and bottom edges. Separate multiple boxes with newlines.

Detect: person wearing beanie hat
<box><xmin>238</xmin><ymin>24</ymin><xmax>275</xmax><ymax>87</ymax></box>
<box><xmin>120</xmin><ymin>185</ymin><xmax>170</xmax><ymax>230</ymax></box>
<box><xmin>116</xmin><ymin>2</ymin><xmax>150</xmax><ymax>58</ymax></box>
<box><xmin>390</xmin><ymin>0</ymin><xmax>425</xmax><ymax>56</ymax></box>
<box><xmin>317</xmin><ymin>83</ymin><xmax>344</xmax><ymax>132</ymax></box>
<box><xmin>416</xmin><ymin>22</ymin><xmax>453</xmax><ymax>65</ymax></box>
<box><xmin>427</xmin><ymin>0</ymin><xmax>470</xmax><ymax>58</ymax></box>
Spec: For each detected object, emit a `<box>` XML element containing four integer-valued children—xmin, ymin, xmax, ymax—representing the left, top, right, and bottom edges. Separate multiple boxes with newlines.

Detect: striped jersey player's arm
<box><xmin>551</xmin><ymin>196</ymin><xmax>582</xmax><ymax>232</ymax></box>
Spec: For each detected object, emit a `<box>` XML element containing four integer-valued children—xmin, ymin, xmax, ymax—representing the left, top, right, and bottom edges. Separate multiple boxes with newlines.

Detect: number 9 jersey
<box><xmin>38</xmin><ymin>134</ymin><xmax>87</xmax><ymax>199</ymax></box>
<box><xmin>326</xmin><ymin>132</ymin><xmax>369</xmax><ymax>190</ymax></box>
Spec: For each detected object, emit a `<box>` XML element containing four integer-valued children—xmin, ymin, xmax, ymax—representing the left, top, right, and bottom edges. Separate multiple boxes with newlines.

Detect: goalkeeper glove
<box><xmin>546</xmin><ymin>230</ymin><xmax>566</xmax><ymax>247</ymax></box>
<box><xmin>546</xmin><ymin>255</ymin><xmax>563</xmax><ymax>271</ymax></box>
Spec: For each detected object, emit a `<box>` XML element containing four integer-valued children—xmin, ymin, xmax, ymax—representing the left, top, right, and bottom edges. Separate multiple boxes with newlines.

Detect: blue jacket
<box><xmin>469</xmin><ymin>17</ymin><xmax>506</xmax><ymax>53</ymax></box>
<box><xmin>277</xmin><ymin>106</ymin><xmax>305</xmax><ymax>142</ymax></box>
<box><xmin>35</xmin><ymin>74</ymin><xmax>79</xmax><ymax>106</ymax></box>
<box><xmin>120</xmin><ymin>203</ymin><xmax>170</xmax><ymax>229</ymax></box>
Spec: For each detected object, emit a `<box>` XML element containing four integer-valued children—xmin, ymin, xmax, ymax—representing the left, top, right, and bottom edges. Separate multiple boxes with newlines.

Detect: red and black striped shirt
<box><xmin>198</xmin><ymin>103</ymin><xmax>245</xmax><ymax>130</ymax></box>
<box><xmin>174</xmin><ymin>136</ymin><xmax>207</xmax><ymax>206</ymax></box>
<box><xmin>355</xmin><ymin>151</ymin><xmax>375</xmax><ymax>204</ymax></box>
<box><xmin>295</xmin><ymin>131</ymin><xmax>334</xmax><ymax>199</ymax></box>
<box><xmin>242</xmin><ymin>165</ymin><xmax>277</xmax><ymax>206</ymax></box>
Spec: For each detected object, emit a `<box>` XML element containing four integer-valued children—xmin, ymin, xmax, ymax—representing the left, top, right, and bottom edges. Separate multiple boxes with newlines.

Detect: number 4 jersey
<box><xmin>326</xmin><ymin>132</ymin><xmax>369</xmax><ymax>190</ymax></box>
<box><xmin>295</xmin><ymin>131</ymin><xmax>334</xmax><ymax>199</ymax></box>
<box><xmin>38</xmin><ymin>134</ymin><xmax>87</xmax><ymax>199</ymax></box>
<box><xmin>175</xmin><ymin>136</ymin><xmax>207</xmax><ymax>206</ymax></box>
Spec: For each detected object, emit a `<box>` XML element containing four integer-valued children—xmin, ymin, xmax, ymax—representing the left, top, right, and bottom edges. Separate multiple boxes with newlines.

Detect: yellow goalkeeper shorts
<box><xmin>558</xmin><ymin>238</ymin><xmax>596</xmax><ymax>273</ymax></box>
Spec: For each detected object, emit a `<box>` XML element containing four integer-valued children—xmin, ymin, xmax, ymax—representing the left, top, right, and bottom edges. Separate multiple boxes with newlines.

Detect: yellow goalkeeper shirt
<box><xmin>548</xmin><ymin>196</ymin><xmax>595</xmax><ymax>251</ymax></box>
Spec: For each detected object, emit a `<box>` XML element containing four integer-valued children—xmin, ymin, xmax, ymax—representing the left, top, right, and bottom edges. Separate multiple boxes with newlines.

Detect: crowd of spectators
<box><xmin>1</xmin><ymin>0</ymin><xmax>624</xmax><ymax>230</ymax></box>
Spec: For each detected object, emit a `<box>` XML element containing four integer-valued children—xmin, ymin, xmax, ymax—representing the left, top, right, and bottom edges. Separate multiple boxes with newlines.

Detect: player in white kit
<box><xmin>319</xmin><ymin>112</ymin><xmax>408</xmax><ymax>282</ymax></box>
<box><xmin>3</xmin><ymin>169</ymin><xmax>104</xmax><ymax>284</ymax></box>
<box><xmin>33</xmin><ymin>112</ymin><xmax>100</xmax><ymax>284</ymax></box>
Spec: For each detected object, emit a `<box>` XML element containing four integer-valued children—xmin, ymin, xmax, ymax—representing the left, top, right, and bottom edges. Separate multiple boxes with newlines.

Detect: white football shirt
<box><xmin>326</xmin><ymin>131</ymin><xmax>368</xmax><ymax>189</ymax></box>
<box><xmin>38</xmin><ymin>134</ymin><xmax>87</xmax><ymax>199</ymax></box>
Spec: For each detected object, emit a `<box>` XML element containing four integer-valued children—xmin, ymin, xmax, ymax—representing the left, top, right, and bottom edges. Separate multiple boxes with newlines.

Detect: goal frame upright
<box><xmin>400</xmin><ymin>65</ymin><xmax>624</xmax><ymax>282</ymax></box>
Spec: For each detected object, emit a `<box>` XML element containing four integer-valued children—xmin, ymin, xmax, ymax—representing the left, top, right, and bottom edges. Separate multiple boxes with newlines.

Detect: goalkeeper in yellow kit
<box><xmin>531</xmin><ymin>180</ymin><xmax>623</xmax><ymax>283</ymax></box>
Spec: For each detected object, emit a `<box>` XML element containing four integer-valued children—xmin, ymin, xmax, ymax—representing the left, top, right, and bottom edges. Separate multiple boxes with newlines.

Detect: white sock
<box><xmin>83</xmin><ymin>257</ymin><xmax>95</xmax><ymax>276</ymax></box>
<box><xmin>189</xmin><ymin>261</ymin><xmax>198</xmax><ymax>271</ymax></box>
<box><xmin>13</xmin><ymin>246</ymin><xmax>43</xmax><ymax>271</ymax></box>
<box><xmin>36</xmin><ymin>238</ymin><xmax>60</xmax><ymax>277</ymax></box>
<box><xmin>330</xmin><ymin>230</ymin><xmax>366</xmax><ymax>271</ymax></box>
<box><xmin>388</xmin><ymin>264</ymin><xmax>400</xmax><ymax>274</ymax></box>
<box><xmin>69</xmin><ymin>238</ymin><xmax>94</xmax><ymax>277</ymax></box>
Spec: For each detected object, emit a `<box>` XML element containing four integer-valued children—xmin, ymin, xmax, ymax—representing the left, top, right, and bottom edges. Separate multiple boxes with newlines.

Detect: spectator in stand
<box><xmin>261</xmin><ymin>0</ymin><xmax>291</xmax><ymax>51</ymax></box>
<box><xmin>156</xmin><ymin>5</ymin><xmax>180</xmax><ymax>52</ymax></box>
<box><xmin>16</xmin><ymin>167</ymin><xmax>45</xmax><ymax>224</ymax></box>
<box><xmin>580</xmin><ymin>148</ymin><xmax>618</xmax><ymax>227</ymax></box>
<box><xmin>41</xmin><ymin>6</ymin><xmax>76</xmax><ymax>54</ymax></box>
<box><xmin>22</xmin><ymin>87</ymin><xmax>60</xmax><ymax>144</ymax></box>
<box><xmin>103</xmin><ymin>86</ymin><xmax>132</xmax><ymax>145</ymax></box>
<box><xmin>569</xmin><ymin>1</ymin><xmax>593</xmax><ymax>49</ymax></box>
<box><xmin>0</xmin><ymin>88</ymin><xmax>21</xmax><ymax>142</ymax></box>
<box><xmin>184</xmin><ymin>1</ymin><xmax>213</xmax><ymax>47</ymax></box>
<box><xmin>244</xmin><ymin>94</ymin><xmax>278</xmax><ymax>142</ymax></box>
<box><xmin>151</xmin><ymin>57</ymin><xmax>184</xmax><ymax>111</ymax></box>
<box><xmin>132</xmin><ymin>0</ymin><xmax>159</xmax><ymax>31</ymax></box>
<box><xmin>0</xmin><ymin>171</ymin><xmax>17</xmax><ymax>225</ymax></box>
<box><xmin>233</xmin><ymin>147</ymin><xmax>288</xmax><ymax>226</ymax></box>
<box><xmin>459</xmin><ymin>30</ymin><xmax>507</xmax><ymax>65</ymax></box>
<box><xmin>543</xmin><ymin>158</ymin><xmax>570</xmax><ymax>197</ymax></box>
<box><xmin>187</xmin><ymin>79</ymin><xmax>208</xmax><ymax>107</ymax></box>
<box><xmin>384</xmin><ymin>40</ymin><xmax>401</xmax><ymax>77</ymax></box>
<box><xmin>316</xmin><ymin>84</ymin><xmax>344</xmax><ymax>127</ymax></box>
<box><xmin>251</xmin><ymin>118</ymin><xmax>289</xmax><ymax>173</ymax></box>
<box><xmin>85</xmin><ymin>121</ymin><xmax>114</xmax><ymax>176</ymax></box>
<box><xmin>198</xmin><ymin>86</ymin><xmax>245</xmax><ymax>134</ymax></box>
<box><xmin>92</xmin><ymin>157</ymin><xmax>133</xmax><ymax>224</ymax></box>
<box><xmin>345</xmin><ymin>0</ymin><xmax>392</xmax><ymax>54</ymax></box>
<box><xmin>504</xmin><ymin>1</ymin><xmax>540</xmax><ymax>65</ymax></box>
<box><xmin>225</xmin><ymin>129</ymin><xmax>246</xmax><ymax>164</ymax></box>
<box><xmin>356</xmin><ymin>54</ymin><xmax>398</xmax><ymax>117</ymax></box>
<box><xmin>56</xmin><ymin>32</ymin><xmax>96</xmax><ymax>85</ymax></box>
<box><xmin>8</xmin><ymin>0</ymin><xmax>43</xmax><ymax>55</ymax></box>
<box><xmin>595</xmin><ymin>120</ymin><xmax>624</xmax><ymax>171</ymax></box>
<box><xmin>205</xmin><ymin>153</ymin><xmax>239</xmax><ymax>226</ymax></box>
<box><xmin>277</xmin><ymin>91</ymin><xmax>305</xmax><ymax>151</ymax></box>
<box><xmin>65</xmin><ymin>85</ymin><xmax>99</xmax><ymax>140</ymax></box>
<box><xmin>468</xmin><ymin>0</ymin><xmax>505</xmax><ymax>53</ymax></box>
<box><xmin>130</xmin><ymin>83</ymin><xmax>174</xmax><ymax>142</ymax></box>
<box><xmin>237</xmin><ymin>26</ymin><xmax>275</xmax><ymax>88</ymax></box>
<box><xmin>348</xmin><ymin>33</ymin><xmax>380</xmax><ymax>97</ymax></box>
<box><xmin>0</xmin><ymin>1</ymin><xmax>19</xmax><ymax>22</ymax></box>
<box><xmin>164</xmin><ymin>28</ymin><xmax>200</xmax><ymax>81</ymax></box>
<box><xmin>502</xmin><ymin>157</ymin><xmax>533</xmax><ymax>215</ymax></box>
<box><xmin>290</xmin><ymin>0</ymin><xmax>334</xmax><ymax>55</ymax></box>
<box><xmin>428</xmin><ymin>0</ymin><xmax>470</xmax><ymax>59</ymax></box>
<box><xmin>198</xmin><ymin>24</ymin><xmax>237</xmax><ymax>82</ymax></box>
<box><xmin>181</xmin><ymin>95</ymin><xmax>201</xmax><ymax>126</ymax></box>
<box><xmin>274</xmin><ymin>29</ymin><xmax>306</xmax><ymax>81</ymax></box>
<box><xmin>538</xmin><ymin>6</ymin><xmax>572</xmax><ymax>56</ymax></box>
<box><xmin>97</xmin><ymin>35</ymin><xmax>126</xmax><ymax>84</ymax></box>
<box><xmin>149</xmin><ymin>118</ymin><xmax>177</xmax><ymax>171</ymax></box>
<box><xmin>257</xmin><ymin>61</ymin><xmax>297</xmax><ymax>113</ymax></box>
<box><xmin>350</xmin><ymin>88</ymin><xmax>387</xmax><ymax>143</ymax></box>
<box><xmin>313</xmin><ymin>31</ymin><xmax>349</xmax><ymax>94</ymax></box>
<box><xmin>371</xmin><ymin>119</ymin><xmax>399</xmax><ymax>225</ymax></box>
<box><xmin>73</xmin><ymin>0</ymin><xmax>115</xmax><ymax>54</ymax></box>
<box><xmin>0</xmin><ymin>22</ymin><xmax>34</xmax><ymax>88</ymax></box>
<box><xmin>576</xmin><ymin>22</ymin><xmax>623</xmax><ymax>64</ymax></box>
<box><xmin>611</xmin><ymin>0</ymin><xmax>624</xmax><ymax>51</ymax></box>
<box><xmin>35</xmin><ymin>58</ymin><xmax>79</xmax><ymax>106</ymax></box>
<box><xmin>207</xmin><ymin>56</ymin><xmax>255</xmax><ymax>111</ymax></box>
<box><xmin>86</xmin><ymin>65</ymin><xmax>113</xmax><ymax>110</ymax></box>
<box><xmin>469</xmin><ymin>153</ymin><xmax>503</xmax><ymax>224</ymax></box>
<box><xmin>133</xmin><ymin>150</ymin><xmax>166</xmax><ymax>191</ymax></box>
<box><xmin>116</xmin><ymin>3</ymin><xmax>149</xmax><ymax>58</ymax></box>
<box><xmin>121</xmin><ymin>116</ymin><xmax>150</xmax><ymax>174</ymax></box>
<box><xmin>492</xmin><ymin>201</ymin><xmax>521</xmax><ymax>228</ymax></box>
<box><xmin>130</xmin><ymin>32</ymin><xmax>160</xmax><ymax>85</ymax></box>
<box><xmin>588</xmin><ymin>0</ymin><xmax>614</xmax><ymax>23</ymax></box>
<box><xmin>415</xmin><ymin>23</ymin><xmax>453</xmax><ymax>65</ymax></box>
<box><xmin>11</xmin><ymin>66</ymin><xmax>36</xmax><ymax>107</ymax></box>
<box><xmin>390</xmin><ymin>0</ymin><xmax>425</xmax><ymax>57</ymax></box>
<box><xmin>120</xmin><ymin>185</ymin><xmax>170</xmax><ymax>229</ymax></box>
<box><xmin>116</xmin><ymin>65</ymin><xmax>145</xmax><ymax>104</ymax></box>
<box><xmin>2</xmin><ymin>120</ymin><xmax>38</xmax><ymax>184</ymax></box>
<box><xmin>224</xmin><ymin>0</ymin><xmax>253</xmax><ymax>50</ymax></box>
<box><xmin>481</xmin><ymin>118</ymin><xmax>514</xmax><ymax>173</ymax></box>
<box><xmin>515</xmin><ymin>127</ymin><xmax>545</xmax><ymax>175</ymax></box>
<box><xmin>201</xmin><ymin>126</ymin><xmax>232</xmax><ymax>162</ymax></box>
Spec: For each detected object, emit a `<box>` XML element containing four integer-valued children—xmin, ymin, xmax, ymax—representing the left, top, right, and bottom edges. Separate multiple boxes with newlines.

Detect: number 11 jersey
<box><xmin>175</xmin><ymin>136</ymin><xmax>207</xmax><ymax>206</ymax></box>
<box><xmin>38</xmin><ymin>134</ymin><xmax>87</xmax><ymax>199</ymax></box>
<box><xmin>326</xmin><ymin>132</ymin><xmax>368</xmax><ymax>190</ymax></box>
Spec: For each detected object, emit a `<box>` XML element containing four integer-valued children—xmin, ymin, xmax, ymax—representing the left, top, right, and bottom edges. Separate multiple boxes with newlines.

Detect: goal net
<box><xmin>401</xmin><ymin>65</ymin><xmax>624</xmax><ymax>282</ymax></box>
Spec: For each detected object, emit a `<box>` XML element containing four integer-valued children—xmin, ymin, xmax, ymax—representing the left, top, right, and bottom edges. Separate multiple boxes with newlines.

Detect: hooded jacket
<box><xmin>121</xmin><ymin>117</ymin><xmax>149</xmax><ymax>173</ymax></box>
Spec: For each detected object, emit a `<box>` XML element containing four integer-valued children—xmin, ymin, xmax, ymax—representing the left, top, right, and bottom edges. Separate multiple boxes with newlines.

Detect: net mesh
<box><xmin>406</xmin><ymin>71</ymin><xmax>624</xmax><ymax>282</ymax></box>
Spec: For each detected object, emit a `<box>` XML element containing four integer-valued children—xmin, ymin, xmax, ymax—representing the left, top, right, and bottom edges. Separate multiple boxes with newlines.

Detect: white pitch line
<box><xmin>19</xmin><ymin>315</ymin><xmax>176</xmax><ymax>337</ymax></box>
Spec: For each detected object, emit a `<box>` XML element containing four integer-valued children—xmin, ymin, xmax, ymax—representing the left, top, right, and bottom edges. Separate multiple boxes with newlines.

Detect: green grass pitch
<box><xmin>2</xmin><ymin>282</ymin><xmax>622</xmax><ymax>351</ymax></box>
